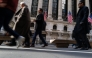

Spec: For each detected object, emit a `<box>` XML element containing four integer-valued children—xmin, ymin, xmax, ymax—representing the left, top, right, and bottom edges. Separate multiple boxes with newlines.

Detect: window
<box><xmin>53</xmin><ymin>25</ymin><xmax>57</xmax><ymax>30</ymax></box>
<box><xmin>42</xmin><ymin>0</ymin><xmax>49</xmax><ymax>14</ymax></box>
<box><xmin>31</xmin><ymin>0</ymin><xmax>38</xmax><ymax>17</ymax></box>
<box><xmin>89</xmin><ymin>0</ymin><xmax>92</xmax><ymax>13</ymax></box>
<box><xmin>52</xmin><ymin>0</ymin><xmax>58</xmax><ymax>20</ymax></box>
<box><xmin>72</xmin><ymin>0</ymin><xmax>77</xmax><ymax>22</ymax></box>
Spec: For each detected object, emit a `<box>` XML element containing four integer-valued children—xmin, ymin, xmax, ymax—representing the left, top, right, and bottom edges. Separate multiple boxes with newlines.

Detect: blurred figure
<box><xmin>0</xmin><ymin>0</ymin><xmax>25</xmax><ymax>48</ymax></box>
<box><xmin>6</xmin><ymin>2</ymin><xmax>31</xmax><ymax>48</ymax></box>
<box><xmin>72</xmin><ymin>0</ymin><xmax>91</xmax><ymax>50</ymax></box>
<box><xmin>30</xmin><ymin>8</ymin><xmax>48</xmax><ymax>47</ymax></box>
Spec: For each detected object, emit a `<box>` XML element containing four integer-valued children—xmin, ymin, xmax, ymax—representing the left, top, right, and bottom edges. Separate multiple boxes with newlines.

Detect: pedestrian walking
<box><xmin>6</xmin><ymin>2</ymin><xmax>31</xmax><ymax>48</ymax></box>
<box><xmin>72</xmin><ymin>0</ymin><xmax>91</xmax><ymax>50</ymax></box>
<box><xmin>30</xmin><ymin>8</ymin><xmax>48</xmax><ymax>47</ymax></box>
<box><xmin>0</xmin><ymin>0</ymin><xmax>25</xmax><ymax>48</ymax></box>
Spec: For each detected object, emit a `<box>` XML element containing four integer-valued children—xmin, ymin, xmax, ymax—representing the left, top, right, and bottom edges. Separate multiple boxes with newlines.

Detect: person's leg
<box><xmin>6</xmin><ymin>38</ymin><xmax>16</xmax><ymax>46</ymax></box>
<box><xmin>3</xmin><ymin>8</ymin><xmax>19</xmax><ymax>38</ymax></box>
<box><xmin>11</xmin><ymin>38</ymin><xmax>16</xmax><ymax>44</ymax></box>
<box><xmin>81</xmin><ymin>34</ymin><xmax>91</xmax><ymax>48</ymax></box>
<box><xmin>31</xmin><ymin>30</ymin><xmax>38</xmax><ymax>46</ymax></box>
<box><xmin>3</xmin><ymin>8</ymin><xmax>25</xmax><ymax>48</ymax></box>
<box><xmin>0</xmin><ymin>19</ymin><xmax>3</xmax><ymax>30</ymax></box>
<box><xmin>0</xmin><ymin>8</ymin><xmax>5</xmax><ymax>30</ymax></box>
<box><xmin>30</xmin><ymin>30</ymin><xmax>32</xmax><ymax>36</ymax></box>
<box><xmin>38</xmin><ymin>30</ymin><xmax>47</xmax><ymax>46</ymax></box>
<box><xmin>24</xmin><ymin>34</ymin><xmax>30</xmax><ymax>47</ymax></box>
<box><xmin>75</xmin><ymin>34</ymin><xmax>82</xmax><ymax>47</ymax></box>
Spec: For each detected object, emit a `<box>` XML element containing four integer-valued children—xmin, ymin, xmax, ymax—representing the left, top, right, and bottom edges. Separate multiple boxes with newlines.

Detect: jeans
<box><xmin>32</xmin><ymin>30</ymin><xmax>47</xmax><ymax>45</ymax></box>
<box><xmin>0</xmin><ymin>8</ymin><xmax>19</xmax><ymax>38</ymax></box>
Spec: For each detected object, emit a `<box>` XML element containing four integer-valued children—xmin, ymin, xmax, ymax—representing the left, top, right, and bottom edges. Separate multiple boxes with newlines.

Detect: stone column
<box><xmin>85</xmin><ymin>0</ymin><xmax>90</xmax><ymax>8</ymax></box>
<box><xmin>37</xmin><ymin>0</ymin><xmax>43</xmax><ymax>10</ymax></box>
<box><xmin>48</xmin><ymin>0</ymin><xmax>53</xmax><ymax>20</ymax></box>
<box><xmin>77</xmin><ymin>0</ymin><xmax>80</xmax><ymax>12</ymax></box>
<box><xmin>68</xmin><ymin>0</ymin><xmax>72</xmax><ymax>14</ymax></box>
<box><xmin>85</xmin><ymin>0</ymin><xmax>90</xmax><ymax>14</ymax></box>
<box><xmin>58</xmin><ymin>0</ymin><xmax>62</xmax><ymax>21</ymax></box>
<box><xmin>37</xmin><ymin>0</ymin><xmax>43</xmax><ymax>15</ymax></box>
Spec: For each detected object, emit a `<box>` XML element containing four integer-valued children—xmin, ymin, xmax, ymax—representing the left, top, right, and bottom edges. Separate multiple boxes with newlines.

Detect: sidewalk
<box><xmin>0</xmin><ymin>45</ymin><xmax>92</xmax><ymax>58</ymax></box>
<box><xmin>0</xmin><ymin>44</ymin><xmax>92</xmax><ymax>54</ymax></box>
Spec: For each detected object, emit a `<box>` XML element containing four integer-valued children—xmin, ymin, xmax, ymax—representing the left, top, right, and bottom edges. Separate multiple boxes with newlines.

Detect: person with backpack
<box><xmin>30</xmin><ymin>8</ymin><xmax>48</xmax><ymax>47</ymax></box>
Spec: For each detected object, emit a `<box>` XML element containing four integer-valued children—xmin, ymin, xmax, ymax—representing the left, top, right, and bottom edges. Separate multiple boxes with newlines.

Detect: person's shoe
<box><xmin>80</xmin><ymin>47</ymin><xmax>89</xmax><ymax>50</ymax></box>
<box><xmin>42</xmin><ymin>44</ymin><xmax>48</xmax><ymax>47</ymax></box>
<box><xmin>74</xmin><ymin>46</ymin><xmax>81</xmax><ymax>49</ymax></box>
<box><xmin>23</xmin><ymin>45</ymin><xmax>30</xmax><ymax>48</ymax></box>
<box><xmin>16</xmin><ymin>36</ymin><xmax>25</xmax><ymax>48</ymax></box>
<box><xmin>88</xmin><ymin>46</ymin><xmax>91</xmax><ymax>49</ymax></box>
<box><xmin>6</xmin><ymin>42</ymin><xmax>16</xmax><ymax>46</ymax></box>
<box><xmin>30</xmin><ymin>45</ymin><xmax>35</xmax><ymax>47</ymax></box>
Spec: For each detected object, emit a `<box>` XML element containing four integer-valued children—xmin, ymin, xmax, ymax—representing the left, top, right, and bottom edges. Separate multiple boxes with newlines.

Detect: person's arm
<box><xmin>80</xmin><ymin>7</ymin><xmax>89</xmax><ymax>24</ymax></box>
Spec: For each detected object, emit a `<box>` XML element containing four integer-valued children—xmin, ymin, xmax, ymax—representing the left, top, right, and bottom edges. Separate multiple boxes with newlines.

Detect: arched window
<box><xmin>63</xmin><ymin>25</ymin><xmax>67</xmax><ymax>31</ymax></box>
<box><xmin>31</xmin><ymin>0</ymin><xmax>38</xmax><ymax>17</ymax></box>
<box><xmin>53</xmin><ymin>25</ymin><xmax>57</xmax><ymax>30</ymax></box>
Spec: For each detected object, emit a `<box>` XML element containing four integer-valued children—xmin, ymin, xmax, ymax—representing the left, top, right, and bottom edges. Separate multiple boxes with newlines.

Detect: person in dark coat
<box><xmin>72</xmin><ymin>0</ymin><xmax>91</xmax><ymax>50</ymax></box>
<box><xmin>30</xmin><ymin>8</ymin><xmax>48</xmax><ymax>47</ymax></box>
<box><xmin>0</xmin><ymin>0</ymin><xmax>25</xmax><ymax>48</ymax></box>
<box><xmin>6</xmin><ymin>2</ymin><xmax>31</xmax><ymax>47</ymax></box>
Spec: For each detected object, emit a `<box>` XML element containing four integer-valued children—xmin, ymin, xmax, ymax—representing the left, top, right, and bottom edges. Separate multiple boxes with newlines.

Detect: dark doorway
<box><xmin>53</xmin><ymin>25</ymin><xmax>57</xmax><ymax>30</ymax></box>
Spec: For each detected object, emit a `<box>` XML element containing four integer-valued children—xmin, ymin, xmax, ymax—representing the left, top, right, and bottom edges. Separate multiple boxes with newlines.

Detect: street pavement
<box><xmin>0</xmin><ymin>45</ymin><xmax>92</xmax><ymax>58</ymax></box>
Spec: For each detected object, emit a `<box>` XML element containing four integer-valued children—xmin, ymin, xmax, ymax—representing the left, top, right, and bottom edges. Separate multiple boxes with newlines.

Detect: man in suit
<box><xmin>0</xmin><ymin>0</ymin><xmax>25</xmax><ymax>48</ymax></box>
<box><xmin>72</xmin><ymin>0</ymin><xmax>91</xmax><ymax>50</ymax></box>
<box><xmin>31</xmin><ymin>8</ymin><xmax>48</xmax><ymax>47</ymax></box>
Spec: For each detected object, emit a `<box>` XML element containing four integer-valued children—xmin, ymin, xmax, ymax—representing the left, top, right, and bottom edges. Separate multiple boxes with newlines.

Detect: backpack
<box><xmin>42</xmin><ymin>21</ymin><xmax>47</xmax><ymax>31</ymax></box>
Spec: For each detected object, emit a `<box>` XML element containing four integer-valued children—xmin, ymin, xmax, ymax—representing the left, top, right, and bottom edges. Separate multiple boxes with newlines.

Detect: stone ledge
<box><xmin>50</xmin><ymin>39</ymin><xmax>92</xmax><ymax>48</ymax></box>
<box><xmin>46</xmin><ymin>20</ymin><xmax>76</xmax><ymax>25</ymax></box>
<box><xmin>0</xmin><ymin>36</ymin><xmax>11</xmax><ymax>40</ymax></box>
<box><xmin>0</xmin><ymin>36</ymin><xmax>11</xmax><ymax>45</ymax></box>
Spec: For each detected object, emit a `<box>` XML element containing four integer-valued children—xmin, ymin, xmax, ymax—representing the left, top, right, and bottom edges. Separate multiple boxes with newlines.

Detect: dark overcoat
<box><xmin>15</xmin><ymin>7</ymin><xmax>31</xmax><ymax>36</ymax></box>
<box><xmin>73</xmin><ymin>6</ymin><xmax>89</xmax><ymax>37</ymax></box>
<box><xmin>35</xmin><ymin>13</ymin><xmax>44</xmax><ymax>31</ymax></box>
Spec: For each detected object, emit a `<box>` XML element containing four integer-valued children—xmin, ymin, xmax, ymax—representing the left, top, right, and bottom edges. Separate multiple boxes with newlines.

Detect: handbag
<box><xmin>13</xmin><ymin>7</ymin><xmax>25</xmax><ymax>30</ymax></box>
